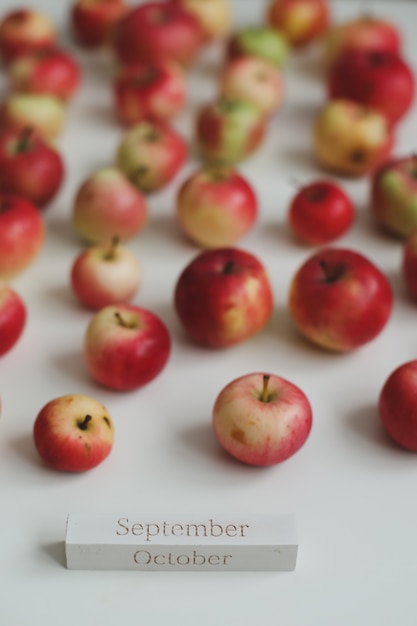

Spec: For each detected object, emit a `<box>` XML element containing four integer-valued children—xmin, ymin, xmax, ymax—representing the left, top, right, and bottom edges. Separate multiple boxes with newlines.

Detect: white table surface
<box><xmin>1</xmin><ymin>1</ymin><xmax>417</xmax><ymax>624</ymax></box>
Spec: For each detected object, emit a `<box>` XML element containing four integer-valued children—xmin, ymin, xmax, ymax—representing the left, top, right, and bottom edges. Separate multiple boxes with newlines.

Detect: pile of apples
<box><xmin>1</xmin><ymin>0</ymin><xmax>417</xmax><ymax>474</ymax></box>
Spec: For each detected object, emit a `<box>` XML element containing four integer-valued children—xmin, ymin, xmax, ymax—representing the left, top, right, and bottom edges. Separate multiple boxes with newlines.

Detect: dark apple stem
<box><xmin>260</xmin><ymin>374</ymin><xmax>270</xmax><ymax>403</ymax></box>
<box><xmin>222</xmin><ymin>260</ymin><xmax>235</xmax><ymax>275</ymax></box>
<box><xmin>16</xmin><ymin>126</ymin><xmax>34</xmax><ymax>152</ymax></box>
<box><xmin>319</xmin><ymin>259</ymin><xmax>344</xmax><ymax>283</ymax></box>
<box><xmin>114</xmin><ymin>311</ymin><xmax>128</xmax><ymax>327</ymax></box>
<box><xmin>103</xmin><ymin>236</ymin><xmax>119</xmax><ymax>261</ymax></box>
<box><xmin>78</xmin><ymin>414</ymin><xmax>92</xmax><ymax>430</ymax></box>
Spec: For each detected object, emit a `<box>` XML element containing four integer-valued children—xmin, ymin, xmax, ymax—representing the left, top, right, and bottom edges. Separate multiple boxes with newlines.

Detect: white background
<box><xmin>1</xmin><ymin>0</ymin><xmax>417</xmax><ymax>624</ymax></box>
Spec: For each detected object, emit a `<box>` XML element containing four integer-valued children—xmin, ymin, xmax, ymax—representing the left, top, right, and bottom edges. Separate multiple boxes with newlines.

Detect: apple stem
<box><xmin>260</xmin><ymin>374</ymin><xmax>271</xmax><ymax>403</ymax></box>
<box><xmin>319</xmin><ymin>259</ymin><xmax>344</xmax><ymax>283</ymax></box>
<box><xmin>103</xmin><ymin>236</ymin><xmax>119</xmax><ymax>261</ymax></box>
<box><xmin>16</xmin><ymin>126</ymin><xmax>34</xmax><ymax>153</ymax></box>
<box><xmin>78</xmin><ymin>414</ymin><xmax>92</xmax><ymax>431</ymax></box>
<box><xmin>222</xmin><ymin>260</ymin><xmax>235</xmax><ymax>275</ymax></box>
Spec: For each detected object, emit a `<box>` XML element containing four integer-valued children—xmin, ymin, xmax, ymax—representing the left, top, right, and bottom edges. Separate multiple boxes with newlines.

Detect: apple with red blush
<box><xmin>196</xmin><ymin>98</ymin><xmax>266</xmax><ymax>165</ymax></box>
<box><xmin>174</xmin><ymin>247</ymin><xmax>274</xmax><ymax>348</ymax></box>
<box><xmin>324</xmin><ymin>15</ymin><xmax>401</xmax><ymax>67</ymax></box>
<box><xmin>370</xmin><ymin>155</ymin><xmax>417</xmax><ymax>238</ymax></box>
<box><xmin>0</xmin><ymin>93</ymin><xmax>66</xmax><ymax>139</ymax></box>
<box><xmin>116</xmin><ymin>119</ymin><xmax>187</xmax><ymax>193</ymax></box>
<box><xmin>288</xmin><ymin>179</ymin><xmax>355</xmax><ymax>245</ymax></box>
<box><xmin>72</xmin><ymin>167</ymin><xmax>148</xmax><ymax>244</ymax></box>
<box><xmin>0</xmin><ymin>281</ymin><xmax>26</xmax><ymax>357</ymax></box>
<box><xmin>219</xmin><ymin>56</ymin><xmax>284</xmax><ymax>117</ymax></box>
<box><xmin>83</xmin><ymin>304</ymin><xmax>171</xmax><ymax>391</ymax></box>
<box><xmin>266</xmin><ymin>0</ymin><xmax>330</xmax><ymax>49</ymax></box>
<box><xmin>378</xmin><ymin>360</ymin><xmax>417</xmax><ymax>451</ymax></box>
<box><xmin>212</xmin><ymin>372</ymin><xmax>312</xmax><ymax>466</ymax></box>
<box><xmin>226</xmin><ymin>25</ymin><xmax>289</xmax><ymax>68</ymax></box>
<box><xmin>327</xmin><ymin>49</ymin><xmax>415</xmax><ymax>127</ymax></box>
<box><xmin>8</xmin><ymin>47</ymin><xmax>81</xmax><ymax>102</ymax></box>
<box><xmin>0</xmin><ymin>127</ymin><xmax>64</xmax><ymax>209</ymax></box>
<box><xmin>0</xmin><ymin>193</ymin><xmax>45</xmax><ymax>279</ymax></box>
<box><xmin>71</xmin><ymin>237</ymin><xmax>141</xmax><ymax>310</ymax></box>
<box><xmin>113</xmin><ymin>1</ymin><xmax>203</xmax><ymax>67</ymax></box>
<box><xmin>288</xmin><ymin>246</ymin><xmax>393</xmax><ymax>352</ymax></box>
<box><xmin>113</xmin><ymin>60</ymin><xmax>187</xmax><ymax>126</ymax></box>
<box><xmin>170</xmin><ymin>0</ymin><xmax>232</xmax><ymax>42</ymax></box>
<box><xmin>313</xmin><ymin>99</ymin><xmax>394</xmax><ymax>177</ymax></box>
<box><xmin>33</xmin><ymin>393</ymin><xmax>114</xmax><ymax>472</ymax></box>
<box><xmin>0</xmin><ymin>8</ymin><xmax>56</xmax><ymax>66</ymax></box>
<box><xmin>71</xmin><ymin>0</ymin><xmax>128</xmax><ymax>48</ymax></box>
<box><xmin>176</xmin><ymin>166</ymin><xmax>258</xmax><ymax>248</ymax></box>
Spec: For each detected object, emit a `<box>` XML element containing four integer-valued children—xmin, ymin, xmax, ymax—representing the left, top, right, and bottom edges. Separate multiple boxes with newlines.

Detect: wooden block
<box><xmin>65</xmin><ymin>513</ymin><xmax>298</xmax><ymax>571</ymax></box>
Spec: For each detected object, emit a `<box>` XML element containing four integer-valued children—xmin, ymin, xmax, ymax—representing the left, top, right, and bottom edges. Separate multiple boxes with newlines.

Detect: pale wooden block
<box><xmin>65</xmin><ymin>513</ymin><xmax>298</xmax><ymax>571</ymax></box>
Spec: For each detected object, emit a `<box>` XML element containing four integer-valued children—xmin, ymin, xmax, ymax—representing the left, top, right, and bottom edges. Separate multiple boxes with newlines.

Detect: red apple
<box><xmin>378</xmin><ymin>360</ymin><xmax>417</xmax><ymax>451</ymax></box>
<box><xmin>72</xmin><ymin>167</ymin><xmax>148</xmax><ymax>244</ymax></box>
<box><xmin>33</xmin><ymin>393</ymin><xmax>114</xmax><ymax>472</ymax></box>
<box><xmin>327</xmin><ymin>49</ymin><xmax>415</xmax><ymax>127</ymax></box>
<box><xmin>176</xmin><ymin>166</ymin><xmax>258</xmax><ymax>248</ymax></box>
<box><xmin>174</xmin><ymin>247</ymin><xmax>274</xmax><ymax>348</ymax></box>
<box><xmin>171</xmin><ymin>0</ymin><xmax>233</xmax><ymax>42</ymax></box>
<box><xmin>226</xmin><ymin>25</ymin><xmax>289</xmax><ymax>67</ymax></box>
<box><xmin>71</xmin><ymin>0</ymin><xmax>128</xmax><ymax>48</ymax></box>
<box><xmin>8</xmin><ymin>47</ymin><xmax>81</xmax><ymax>101</ymax></box>
<box><xmin>313</xmin><ymin>98</ymin><xmax>394</xmax><ymax>177</ymax></box>
<box><xmin>402</xmin><ymin>230</ymin><xmax>417</xmax><ymax>300</ymax></box>
<box><xmin>0</xmin><ymin>93</ymin><xmax>66</xmax><ymax>139</ymax></box>
<box><xmin>370</xmin><ymin>155</ymin><xmax>417</xmax><ymax>238</ymax></box>
<box><xmin>324</xmin><ymin>15</ymin><xmax>401</xmax><ymax>67</ymax></box>
<box><xmin>195</xmin><ymin>98</ymin><xmax>266</xmax><ymax>165</ymax></box>
<box><xmin>0</xmin><ymin>193</ymin><xmax>45</xmax><ymax>279</ymax></box>
<box><xmin>116</xmin><ymin>119</ymin><xmax>187</xmax><ymax>193</ymax></box>
<box><xmin>0</xmin><ymin>8</ymin><xmax>56</xmax><ymax>66</ymax></box>
<box><xmin>0</xmin><ymin>281</ymin><xmax>26</xmax><ymax>357</ymax></box>
<box><xmin>83</xmin><ymin>304</ymin><xmax>171</xmax><ymax>391</ymax></box>
<box><xmin>219</xmin><ymin>56</ymin><xmax>284</xmax><ymax>117</ymax></box>
<box><xmin>0</xmin><ymin>127</ymin><xmax>64</xmax><ymax>208</ymax></box>
<box><xmin>267</xmin><ymin>0</ymin><xmax>330</xmax><ymax>49</ymax></box>
<box><xmin>70</xmin><ymin>238</ymin><xmax>141</xmax><ymax>310</ymax></box>
<box><xmin>288</xmin><ymin>179</ymin><xmax>355</xmax><ymax>245</ymax></box>
<box><xmin>212</xmin><ymin>372</ymin><xmax>312</xmax><ymax>466</ymax></box>
<box><xmin>113</xmin><ymin>60</ymin><xmax>187</xmax><ymax>126</ymax></box>
<box><xmin>288</xmin><ymin>246</ymin><xmax>393</xmax><ymax>352</ymax></box>
<box><xmin>113</xmin><ymin>1</ymin><xmax>203</xmax><ymax>67</ymax></box>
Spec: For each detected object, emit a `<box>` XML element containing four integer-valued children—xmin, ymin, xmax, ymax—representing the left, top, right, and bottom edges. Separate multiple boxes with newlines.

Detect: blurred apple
<box><xmin>0</xmin><ymin>8</ymin><xmax>56</xmax><ymax>65</ymax></box>
<box><xmin>0</xmin><ymin>281</ymin><xmax>26</xmax><ymax>357</ymax></box>
<box><xmin>71</xmin><ymin>0</ymin><xmax>128</xmax><ymax>48</ymax></box>
<box><xmin>226</xmin><ymin>25</ymin><xmax>289</xmax><ymax>67</ymax></box>
<box><xmin>267</xmin><ymin>0</ymin><xmax>330</xmax><ymax>49</ymax></box>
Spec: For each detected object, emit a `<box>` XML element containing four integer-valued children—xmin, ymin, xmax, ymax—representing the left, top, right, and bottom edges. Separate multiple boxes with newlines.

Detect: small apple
<box><xmin>0</xmin><ymin>127</ymin><xmax>64</xmax><ymax>208</ymax></box>
<box><xmin>0</xmin><ymin>93</ymin><xmax>66</xmax><ymax>139</ymax></box>
<box><xmin>33</xmin><ymin>393</ymin><xmax>114</xmax><ymax>472</ymax></box>
<box><xmin>402</xmin><ymin>230</ymin><xmax>417</xmax><ymax>300</ymax></box>
<box><xmin>226</xmin><ymin>25</ymin><xmax>289</xmax><ymax>67</ymax></box>
<box><xmin>324</xmin><ymin>15</ymin><xmax>401</xmax><ymax>67</ymax></box>
<box><xmin>287</xmin><ymin>179</ymin><xmax>355</xmax><ymax>245</ymax></box>
<box><xmin>116</xmin><ymin>119</ymin><xmax>187</xmax><ymax>193</ymax></box>
<box><xmin>171</xmin><ymin>0</ymin><xmax>233</xmax><ymax>42</ymax></box>
<box><xmin>84</xmin><ymin>304</ymin><xmax>171</xmax><ymax>391</ymax></box>
<box><xmin>113</xmin><ymin>1</ymin><xmax>203</xmax><ymax>67</ymax></box>
<box><xmin>8</xmin><ymin>47</ymin><xmax>81</xmax><ymax>102</ymax></box>
<box><xmin>174</xmin><ymin>247</ymin><xmax>274</xmax><ymax>348</ymax></box>
<box><xmin>266</xmin><ymin>0</ymin><xmax>330</xmax><ymax>49</ymax></box>
<box><xmin>0</xmin><ymin>8</ymin><xmax>56</xmax><ymax>65</ymax></box>
<box><xmin>0</xmin><ymin>193</ymin><xmax>45</xmax><ymax>279</ymax></box>
<box><xmin>113</xmin><ymin>60</ymin><xmax>187</xmax><ymax>126</ymax></box>
<box><xmin>370</xmin><ymin>155</ymin><xmax>417</xmax><ymax>238</ymax></box>
<box><xmin>219</xmin><ymin>56</ymin><xmax>284</xmax><ymax>117</ymax></box>
<box><xmin>378</xmin><ymin>360</ymin><xmax>417</xmax><ymax>451</ymax></box>
<box><xmin>288</xmin><ymin>246</ymin><xmax>393</xmax><ymax>352</ymax></box>
<box><xmin>313</xmin><ymin>99</ymin><xmax>394</xmax><ymax>177</ymax></box>
<box><xmin>195</xmin><ymin>98</ymin><xmax>267</xmax><ymax>165</ymax></box>
<box><xmin>72</xmin><ymin>167</ymin><xmax>148</xmax><ymax>244</ymax></box>
<box><xmin>70</xmin><ymin>0</ymin><xmax>128</xmax><ymax>48</ymax></box>
<box><xmin>327</xmin><ymin>49</ymin><xmax>415</xmax><ymax>127</ymax></box>
<box><xmin>212</xmin><ymin>372</ymin><xmax>312</xmax><ymax>466</ymax></box>
<box><xmin>70</xmin><ymin>237</ymin><xmax>141</xmax><ymax>310</ymax></box>
<box><xmin>176</xmin><ymin>166</ymin><xmax>258</xmax><ymax>248</ymax></box>
<box><xmin>0</xmin><ymin>281</ymin><xmax>26</xmax><ymax>357</ymax></box>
